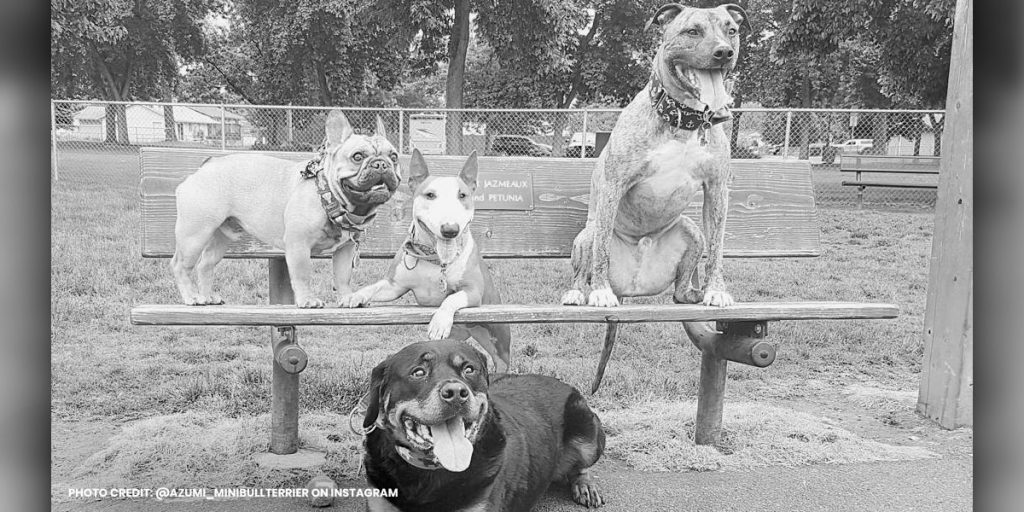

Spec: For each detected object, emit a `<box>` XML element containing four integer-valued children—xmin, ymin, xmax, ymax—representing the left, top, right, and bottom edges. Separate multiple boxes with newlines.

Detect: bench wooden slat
<box><xmin>140</xmin><ymin>148</ymin><xmax>820</xmax><ymax>259</ymax></box>
<box><xmin>841</xmin><ymin>181</ymin><xmax>938</xmax><ymax>189</ymax></box>
<box><xmin>130</xmin><ymin>301</ymin><xmax>898</xmax><ymax>326</ymax></box>
<box><xmin>840</xmin><ymin>155</ymin><xmax>941</xmax><ymax>173</ymax></box>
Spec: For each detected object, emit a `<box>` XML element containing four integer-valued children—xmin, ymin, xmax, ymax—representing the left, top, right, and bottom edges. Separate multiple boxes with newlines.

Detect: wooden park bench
<box><xmin>131</xmin><ymin>147</ymin><xmax>898</xmax><ymax>457</ymax></box>
<box><xmin>841</xmin><ymin>154</ymin><xmax>941</xmax><ymax>205</ymax></box>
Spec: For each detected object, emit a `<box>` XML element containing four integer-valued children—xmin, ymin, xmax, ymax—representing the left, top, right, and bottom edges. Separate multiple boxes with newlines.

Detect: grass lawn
<box><xmin>52</xmin><ymin>155</ymin><xmax>961</xmax><ymax>496</ymax></box>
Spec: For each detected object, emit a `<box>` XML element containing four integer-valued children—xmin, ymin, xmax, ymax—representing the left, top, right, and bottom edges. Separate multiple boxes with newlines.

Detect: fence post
<box><xmin>220</xmin><ymin>104</ymin><xmax>227</xmax><ymax>150</ymax></box>
<box><xmin>580</xmin><ymin>109</ymin><xmax>588</xmax><ymax>159</ymax></box>
<box><xmin>50</xmin><ymin>100</ymin><xmax>58</xmax><ymax>182</ymax></box>
<box><xmin>783</xmin><ymin>110</ymin><xmax>793</xmax><ymax>159</ymax></box>
<box><xmin>287</xmin><ymin>106</ymin><xmax>294</xmax><ymax>145</ymax></box>
<box><xmin>398</xmin><ymin>109</ymin><xmax>405</xmax><ymax>153</ymax></box>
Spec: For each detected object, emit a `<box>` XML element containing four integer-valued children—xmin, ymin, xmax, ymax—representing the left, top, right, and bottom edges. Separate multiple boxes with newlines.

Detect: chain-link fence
<box><xmin>51</xmin><ymin>100</ymin><xmax>942</xmax><ymax>209</ymax></box>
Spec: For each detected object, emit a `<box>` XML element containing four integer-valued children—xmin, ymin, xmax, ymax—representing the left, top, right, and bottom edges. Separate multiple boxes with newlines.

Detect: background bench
<box><xmin>840</xmin><ymin>154</ymin><xmax>941</xmax><ymax>206</ymax></box>
<box><xmin>132</xmin><ymin>147</ymin><xmax>898</xmax><ymax>455</ymax></box>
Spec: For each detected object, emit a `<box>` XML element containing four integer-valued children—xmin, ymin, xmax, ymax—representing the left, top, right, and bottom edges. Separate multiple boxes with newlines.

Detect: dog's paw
<box><xmin>184</xmin><ymin>295</ymin><xmax>222</xmax><ymax>306</ymax></box>
<box><xmin>571</xmin><ymin>475</ymin><xmax>604</xmax><ymax>508</ymax></box>
<box><xmin>587</xmin><ymin>287</ymin><xmax>619</xmax><ymax>307</ymax></box>
<box><xmin>338</xmin><ymin>293</ymin><xmax>368</xmax><ymax>308</ymax></box>
<box><xmin>427</xmin><ymin>311</ymin><xmax>455</xmax><ymax>339</ymax></box>
<box><xmin>702</xmin><ymin>289</ymin><xmax>734</xmax><ymax>308</ymax></box>
<box><xmin>296</xmin><ymin>298</ymin><xmax>325</xmax><ymax>309</ymax></box>
<box><xmin>673</xmin><ymin>287</ymin><xmax>703</xmax><ymax>305</ymax></box>
<box><xmin>561</xmin><ymin>289</ymin><xmax>586</xmax><ymax>305</ymax></box>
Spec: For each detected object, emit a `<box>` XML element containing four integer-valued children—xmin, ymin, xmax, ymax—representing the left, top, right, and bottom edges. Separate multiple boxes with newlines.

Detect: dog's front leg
<box><xmin>428</xmin><ymin>289</ymin><xmax>481</xmax><ymax>339</ymax></box>
<box><xmin>700</xmin><ymin>175</ymin><xmax>734</xmax><ymax>307</ymax></box>
<box><xmin>585</xmin><ymin>160</ymin><xmax>632</xmax><ymax>307</ymax></box>
<box><xmin>283</xmin><ymin>237</ymin><xmax>323</xmax><ymax>308</ymax></box>
<box><xmin>331</xmin><ymin>241</ymin><xmax>358</xmax><ymax>302</ymax></box>
<box><xmin>340</xmin><ymin>279</ymin><xmax>409</xmax><ymax>308</ymax></box>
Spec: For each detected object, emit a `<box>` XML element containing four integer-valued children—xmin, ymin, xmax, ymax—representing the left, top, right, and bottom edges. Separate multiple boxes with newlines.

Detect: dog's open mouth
<box><xmin>401</xmin><ymin>414</ymin><xmax>479</xmax><ymax>472</ymax></box>
<box><xmin>675</xmin><ymin>65</ymin><xmax>732</xmax><ymax>112</ymax></box>
<box><xmin>341</xmin><ymin>180</ymin><xmax>392</xmax><ymax>206</ymax></box>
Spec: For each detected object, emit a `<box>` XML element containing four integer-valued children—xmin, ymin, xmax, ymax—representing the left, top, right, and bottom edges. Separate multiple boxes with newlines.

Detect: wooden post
<box><xmin>917</xmin><ymin>0</ymin><xmax>972</xmax><ymax>428</ymax></box>
<box><xmin>269</xmin><ymin>259</ymin><xmax>300</xmax><ymax>454</ymax></box>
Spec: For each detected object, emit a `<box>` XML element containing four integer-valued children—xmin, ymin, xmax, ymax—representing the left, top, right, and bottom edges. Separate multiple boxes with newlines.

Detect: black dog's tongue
<box><xmin>431</xmin><ymin>417</ymin><xmax>472</xmax><ymax>472</ymax></box>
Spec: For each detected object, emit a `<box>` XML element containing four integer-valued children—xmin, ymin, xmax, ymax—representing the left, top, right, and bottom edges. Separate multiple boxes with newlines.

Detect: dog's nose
<box><xmin>439</xmin><ymin>380</ymin><xmax>470</xmax><ymax>403</ymax></box>
<box><xmin>712</xmin><ymin>45</ymin><xmax>735</xmax><ymax>62</ymax></box>
<box><xmin>440</xmin><ymin>223</ymin><xmax>460</xmax><ymax>239</ymax></box>
<box><xmin>368</xmin><ymin>159</ymin><xmax>386</xmax><ymax>170</ymax></box>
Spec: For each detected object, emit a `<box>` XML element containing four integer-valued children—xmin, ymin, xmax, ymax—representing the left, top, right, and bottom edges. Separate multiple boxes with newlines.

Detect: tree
<box><xmin>51</xmin><ymin>0</ymin><xmax>215</xmax><ymax>143</ymax></box>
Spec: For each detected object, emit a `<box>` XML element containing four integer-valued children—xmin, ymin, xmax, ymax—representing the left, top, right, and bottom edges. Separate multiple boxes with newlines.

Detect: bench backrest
<box><xmin>840</xmin><ymin>154</ymin><xmax>941</xmax><ymax>174</ymax></box>
<box><xmin>140</xmin><ymin>148</ymin><xmax>820</xmax><ymax>259</ymax></box>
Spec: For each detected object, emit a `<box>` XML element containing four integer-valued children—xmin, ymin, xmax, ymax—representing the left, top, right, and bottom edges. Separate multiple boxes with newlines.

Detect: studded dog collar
<box><xmin>648</xmin><ymin>72</ymin><xmax>731</xmax><ymax>133</ymax></box>
<box><xmin>300</xmin><ymin>141</ymin><xmax>378</xmax><ymax>240</ymax></box>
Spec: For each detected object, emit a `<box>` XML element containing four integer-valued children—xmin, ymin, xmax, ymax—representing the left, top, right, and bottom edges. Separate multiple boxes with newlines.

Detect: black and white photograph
<box><xmin>49</xmin><ymin>0</ymin><xmax>975</xmax><ymax>510</ymax></box>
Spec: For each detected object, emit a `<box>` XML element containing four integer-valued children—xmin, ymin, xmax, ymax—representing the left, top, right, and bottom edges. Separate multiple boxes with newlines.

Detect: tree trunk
<box><xmin>312</xmin><ymin>57</ymin><xmax>332</xmax><ymax>106</ymax></box>
<box><xmin>870</xmin><ymin>113</ymin><xmax>888</xmax><ymax>155</ymax></box>
<box><xmin>164</xmin><ymin>105</ymin><xmax>177</xmax><ymax>142</ymax></box>
<box><xmin>550</xmin><ymin>112</ymin><xmax>567</xmax><ymax>157</ymax></box>
<box><xmin>930</xmin><ymin>113</ymin><xmax>944</xmax><ymax>156</ymax></box>
<box><xmin>105</xmin><ymin>104</ymin><xmax>118</xmax><ymax>143</ymax></box>
<box><xmin>798</xmin><ymin>75</ymin><xmax>811</xmax><ymax>159</ymax></box>
<box><xmin>115</xmin><ymin>103</ymin><xmax>129</xmax><ymax>144</ymax></box>
<box><xmin>445</xmin><ymin>0</ymin><xmax>470</xmax><ymax>155</ymax></box>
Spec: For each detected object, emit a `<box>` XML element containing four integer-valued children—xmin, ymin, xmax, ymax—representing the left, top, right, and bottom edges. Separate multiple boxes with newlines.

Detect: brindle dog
<box><xmin>561</xmin><ymin>4</ymin><xmax>750</xmax><ymax>309</ymax></box>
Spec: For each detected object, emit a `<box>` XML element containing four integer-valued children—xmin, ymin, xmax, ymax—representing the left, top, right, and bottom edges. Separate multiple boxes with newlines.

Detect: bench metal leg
<box><xmin>695</xmin><ymin>350</ymin><xmax>727</xmax><ymax>445</ymax></box>
<box><xmin>682</xmin><ymin>320</ymin><xmax>774</xmax><ymax>446</ymax></box>
<box><xmin>268</xmin><ymin>259</ymin><xmax>304</xmax><ymax>455</ymax></box>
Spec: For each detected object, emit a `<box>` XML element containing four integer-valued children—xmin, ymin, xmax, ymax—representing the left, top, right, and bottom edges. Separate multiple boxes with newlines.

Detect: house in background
<box><xmin>69</xmin><ymin>105</ymin><xmax>248</xmax><ymax>145</ymax></box>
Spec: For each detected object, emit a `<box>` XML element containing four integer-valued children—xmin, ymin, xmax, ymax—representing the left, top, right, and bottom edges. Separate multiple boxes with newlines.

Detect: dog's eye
<box><xmin>463</xmin><ymin>365</ymin><xmax>475</xmax><ymax>375</ymax></box>
<box><xmin>425</xmin><ymin>192</ymin><xmax>436</xmax><ymax>200</ymax></box>
<box><xmin>728</xmin><ymin>27</ymin><xmax>738</xmax><ymax>35</ymax></box>
<box><xmin>686</xmin><ymin>28</ymin><xmax>700</xmax><ymax>36</ymax></box>
<box><xmin>389</xmin><ymin>153</ymin><xmax>398</xmax><ymax>162</ymax></box>
<box><xmin>352</xmin><ymin>152</ymin><xmax>365</xmax><ymax>162</ymax></box>
<box><xmin>458</xmin><ymin>192</ymin><xmax>467</xmax><ymax>200</ymax></box>
<box><xmin>411</xmin><ymin>367</ymin><xmax>427</xmax><ymax>378</ymax></box>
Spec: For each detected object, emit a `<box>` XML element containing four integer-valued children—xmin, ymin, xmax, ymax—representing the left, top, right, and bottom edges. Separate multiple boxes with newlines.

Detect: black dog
<box><xmin>361</xmin><ymin>340</ymin><xmax>605</xmax><ymax>511</ymax></box>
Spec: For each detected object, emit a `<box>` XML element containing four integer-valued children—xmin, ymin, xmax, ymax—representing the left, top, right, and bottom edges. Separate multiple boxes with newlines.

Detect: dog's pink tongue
<box><xmin>431</xmin><ymin>417</ymin><xmax>472</xmax><ymax>472</ymax></box>
<box><xmin>694</xmin><ymin>70</ymin><xmax>732</xmax><ymax>111</ymax></box>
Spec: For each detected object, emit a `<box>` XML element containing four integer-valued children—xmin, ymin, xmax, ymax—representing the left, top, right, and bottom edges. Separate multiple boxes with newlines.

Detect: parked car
<box><xmin>489</xmin><ymin>135</ymin><xmax>552</xmax><ymax>157</ymax></box>
<box><xmin>832</xmin><ymin>138</ymin><xmax>874</xmax><ymax>154</ymax></box>
<box><xmin>731</xmin><ymin>145</ymin><xmax>762</xmax><ymax>159</ymax></box>
<box><xmin>564</xmin><ymin>132</ymin><xmax>597</xmax><ymax>158</ymax></box>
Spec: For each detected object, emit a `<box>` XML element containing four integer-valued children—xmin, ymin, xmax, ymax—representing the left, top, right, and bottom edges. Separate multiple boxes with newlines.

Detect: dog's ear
<box><xmin>645</xmin><ymin>3</ymin><xmax>686</xmax><ymax>32</ymax></box>
<box><xmin>362</xmin><ymin>359</ymin><xmax>388</xmax><ymax>430</ymax></box>
<box><xmin>408</xmin><ymin>148</ymin><xmax>430</xmax><ymax>191</ymax></box>
<box><xmin>722</xmin><ymin>4</ymin><xmax>752</xmax><ymax>34</ymax></box>
<box><xmin>325</xmin><ymin>110</ymin><xmax>354</xmax><ymax>145</ymax></box>
<box><xmin>374</xmin><ymin>116</ymin><xmax>388</xmax><ymax>138</ymax></box>
<box><xmin>458</xmin><ymin>151</ymin><xmax>479</xmax><ymax>191</ymax></box>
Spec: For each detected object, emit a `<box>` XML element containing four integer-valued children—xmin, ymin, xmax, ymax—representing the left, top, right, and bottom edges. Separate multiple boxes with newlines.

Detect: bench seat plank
<box><xmin>131</xmin><ymin>302</ymin><xmax>898</xmax><ymax>326</ymax></box>
<box><xmin>841</xmin><ymin>181</ymin><xmax>939</xmax><ymax>189</ymax></box>
<box><xmin>840</xmin><ymin>155</ymin><xmax>941</xmax><ymax>173</ymax></box>
<box><xmin>140</xmin><ymin>148</ymin><xmax>820</xmax><ymax>259</ymax></box>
